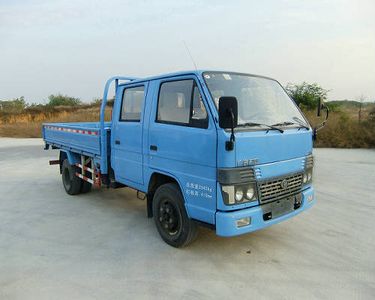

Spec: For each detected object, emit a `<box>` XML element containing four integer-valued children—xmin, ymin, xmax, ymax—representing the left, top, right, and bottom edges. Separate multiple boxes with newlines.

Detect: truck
<box><xmin>42</xmin><ymin>70</ymin><xmax>328</xmax><ymax>247</ymax></box>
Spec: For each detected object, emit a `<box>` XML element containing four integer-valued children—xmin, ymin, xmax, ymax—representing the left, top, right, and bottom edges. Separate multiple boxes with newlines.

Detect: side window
<box><xmin>120</xmin><ymin>85</ymin><xmax>145</xmax><ymax>121</ymax></box>
<box><xmin>157</xmin><ymin>80</ymin><xmax>208</xmax><ymax>128</ymax></box>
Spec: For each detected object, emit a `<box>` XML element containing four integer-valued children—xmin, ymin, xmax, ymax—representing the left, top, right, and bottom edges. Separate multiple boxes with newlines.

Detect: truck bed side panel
<box><xmin>43</xmin><ymin>122</ymin><xmax>109</xmax><ymax>156</ymax></box>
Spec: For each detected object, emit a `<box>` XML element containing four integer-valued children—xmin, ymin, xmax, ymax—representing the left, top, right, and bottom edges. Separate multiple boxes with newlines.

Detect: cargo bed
<box><xmin>42</xmin><ymin>77</ymin><xmax>136</xmax><ymax>175</ymax></box>
<box><xmin>42</xmin><ymin>122</ymin><xmax>111</xmax><ymax>157</ymax></box>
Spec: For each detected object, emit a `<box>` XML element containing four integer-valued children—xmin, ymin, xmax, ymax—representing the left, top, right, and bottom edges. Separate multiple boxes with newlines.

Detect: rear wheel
<box><xmin>80</xmin><ymin>181</ymin><xmax>92</xmax><ymax>193</ymax></box>
<box><xmin>152</xmin><ymin>183</ymin><xmax>198</xmax><ymax>247</ymax></box>
<box><xmin>62</xmin><ymin>159</ymin><xmax>82</xmax><ymax>195</ymax></box>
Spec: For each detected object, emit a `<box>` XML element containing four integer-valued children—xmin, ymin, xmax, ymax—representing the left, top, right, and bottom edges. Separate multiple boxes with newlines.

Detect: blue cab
<box><xmin>43</xmin><ymin>70</ymin><xmax>325</xmax><ymax>247</ymax></box>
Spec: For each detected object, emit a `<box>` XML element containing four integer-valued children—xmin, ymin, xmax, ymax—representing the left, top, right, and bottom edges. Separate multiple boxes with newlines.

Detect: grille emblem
<box><xmin>280</xmin><ymin>179</ymin><xmax>288</xmax><ymax>189</ymax></box>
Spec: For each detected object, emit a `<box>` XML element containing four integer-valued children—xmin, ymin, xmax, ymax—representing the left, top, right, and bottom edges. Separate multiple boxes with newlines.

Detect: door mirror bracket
<box><xmin>313</xmin><ymin>97</ymin><xmax>329</xmax><ymax>140</ymax></box>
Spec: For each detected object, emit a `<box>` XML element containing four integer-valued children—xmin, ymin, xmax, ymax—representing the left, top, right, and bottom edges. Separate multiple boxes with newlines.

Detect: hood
<box><xmin>236</xmin><ymin>128</ymin><xmax>312</xmax><ymax>165</ymax></box>
<box><xmin>217</xmin><ymin>128</ymin><xmax>313</xmax><ymax>168</ymax></box>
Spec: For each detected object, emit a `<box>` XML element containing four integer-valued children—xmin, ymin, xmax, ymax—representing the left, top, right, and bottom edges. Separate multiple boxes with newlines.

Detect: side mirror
<box><xmin>218</xmin><ymin>96</ymin><xmax>238</xmax><ymax>151</ymax></box>
<box><xmin>218</xmin><ymin>96</ymin><xmax>238</xmax><ymax>129</ymax></box>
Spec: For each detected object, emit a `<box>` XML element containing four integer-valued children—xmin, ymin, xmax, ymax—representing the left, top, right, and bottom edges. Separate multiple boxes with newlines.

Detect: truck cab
<box><xmin>43</xmin><ymin>70</ymin><xmax>318</xmax><ymax>247</ymax></box>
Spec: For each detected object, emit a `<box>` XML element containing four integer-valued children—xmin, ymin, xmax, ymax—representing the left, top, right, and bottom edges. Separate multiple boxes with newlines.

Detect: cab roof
<box><xmin>118</xmin><ymin>70</ymin><xmax>277</xmax><ymax>86</ymax></box>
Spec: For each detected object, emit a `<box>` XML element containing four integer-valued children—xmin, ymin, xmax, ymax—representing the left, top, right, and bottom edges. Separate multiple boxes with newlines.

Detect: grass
<box><xmin>0</xmin><ymin>106</ymin><xmax>112</xmax><ymax>138</ymax></box>
<box><xmin>305</xmin><ymin>111</ymin><xmax>375</xmax><ymax>148</ymax></box>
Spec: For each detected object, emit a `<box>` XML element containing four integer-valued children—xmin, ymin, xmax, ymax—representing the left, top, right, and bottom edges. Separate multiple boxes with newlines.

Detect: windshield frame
<box><xmin>202</xmin><ymin>71</ymin><xmax>311</xmax><ymax>131</ymax></box>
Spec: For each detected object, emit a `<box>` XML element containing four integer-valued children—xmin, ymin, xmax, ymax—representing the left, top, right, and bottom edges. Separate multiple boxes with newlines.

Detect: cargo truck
<box><xmin>43</xmin><ymin>71</ymin><xmax>328</xmax><ymax>247</ymax></box>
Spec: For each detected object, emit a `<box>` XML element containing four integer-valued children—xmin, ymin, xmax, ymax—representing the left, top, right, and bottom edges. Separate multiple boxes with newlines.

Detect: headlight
<box><xmin>245</xmin><ymin>186</ymin><xmax>255</xmax><ymax>200</ymax></box>
<box><xmin>222</xmin><ymin>183</ymin><xmax>257</xmax><ymax>205</ymax></box>
<box><xmin>235</xmin><ymin>189</ymin><xmax>244</xmax><ymax>201</ymax></box>
<box><xmin>303</xmin><ymin>169</ymin><xmax>313</xmax><ymax>185</ymax></box>
<box><xmin>303</xmin><ymin>173</ymin><xmax>308</xmax><ymax>184</ymax></box>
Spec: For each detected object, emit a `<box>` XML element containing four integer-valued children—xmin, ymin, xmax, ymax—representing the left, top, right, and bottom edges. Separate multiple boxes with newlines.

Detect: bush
<box><xmin>91</xmin><ymin>98</ymin><xmax>102</xmax><ymax>106</ymax></box>
<box><xmin>89</xmin><ymin>98</ymin><xmax>114</xmax><ymax>107</ymax></box>
<box><xmin>0</xmin><ymin>97</ymin><xmax>27</xmax><ymax>114</ymax></box>
<box><xmin>369</xmin><ymin>107</ymin><xmax>375</xmax><ymax>123</ymax></box>
<box><xmin>325</xmin><ymin>101</ymin><xmax>340</xmax><ymax>112</ymax></box>
<box><xmin>47</xmin><ymin>94</ymin><xmax>81</xmax><ymax>106</ymax></box>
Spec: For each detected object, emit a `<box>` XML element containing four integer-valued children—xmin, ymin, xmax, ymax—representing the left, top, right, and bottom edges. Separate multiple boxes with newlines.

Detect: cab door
<box><xmin>112</xmin><ymin>82</ymin><xmax>148</xmax><ymax>186</ymax></box>
<box><xmin>147</xmin><ymin>76</ymin><xmax>217</xmax><ymax>224</ymax></box>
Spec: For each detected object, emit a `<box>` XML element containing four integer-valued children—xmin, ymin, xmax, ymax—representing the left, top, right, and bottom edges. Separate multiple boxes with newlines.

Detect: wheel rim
<box><xmin>63</xmin><ymin>167</ymin><xmax>71</xmax><ymax>190</ymax></box>
<box><xmin>158</xmin><ymin>199</ymin><xmax>181</xmax><ymax>236</ymax></box>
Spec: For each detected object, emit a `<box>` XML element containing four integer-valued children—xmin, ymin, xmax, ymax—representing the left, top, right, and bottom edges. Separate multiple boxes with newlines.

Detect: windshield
<box><xmin>203</xmin><ymin>72</ymin><xmax>308</xmax><ymax>128</ymax></box>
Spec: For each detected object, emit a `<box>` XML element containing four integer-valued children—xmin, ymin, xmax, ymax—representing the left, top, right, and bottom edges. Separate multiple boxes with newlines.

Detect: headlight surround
<box><xmin>222</xmin><ymin>183</ymin><xmax>257</xmax><ymax>205</ymax></box>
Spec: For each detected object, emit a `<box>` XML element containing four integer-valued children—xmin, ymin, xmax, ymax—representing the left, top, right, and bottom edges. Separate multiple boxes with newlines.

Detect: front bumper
<box><xmin>215</xmin><ymin>187</ymin><xmax>315</xmax><ymax>237</ymax></box>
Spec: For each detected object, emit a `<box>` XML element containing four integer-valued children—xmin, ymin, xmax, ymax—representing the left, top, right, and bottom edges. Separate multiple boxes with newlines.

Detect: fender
<box><xmin>146</xmin><ymin>168</ymin><xmax>192</xmax><ymax>218</ymax></box>
<box><xmin>59</xmin><ymin>150</ymin><xmax>80</xmax><ymax>165</ymax></box>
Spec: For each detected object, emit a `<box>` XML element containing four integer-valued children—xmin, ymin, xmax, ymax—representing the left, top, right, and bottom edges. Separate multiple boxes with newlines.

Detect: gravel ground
<box><xmin>0</xmin><ymin>138</ymin><xmax>374</xmax><ymax>300</ymax></box>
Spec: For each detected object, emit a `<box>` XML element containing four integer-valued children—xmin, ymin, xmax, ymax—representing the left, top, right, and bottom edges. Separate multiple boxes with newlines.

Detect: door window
<box><xmin>120</xmin><ymin>85</ymin><xmax>145</xmax><ymax>122</ymax></box>
<box><xmin>157</xmin><ymin>80</ymin><xmax>208</xmax><ymax>128</ymax></box>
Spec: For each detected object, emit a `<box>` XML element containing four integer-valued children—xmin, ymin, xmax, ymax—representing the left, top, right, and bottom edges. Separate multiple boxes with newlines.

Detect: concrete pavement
<box><xmin>0</xmin><ymin>138</ymin><xmax>374</xmax><ymax>299</ymax></box>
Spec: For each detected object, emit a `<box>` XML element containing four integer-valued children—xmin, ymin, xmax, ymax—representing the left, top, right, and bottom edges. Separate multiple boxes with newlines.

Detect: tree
<box><xmin>47</xmin><ymin>94</ymin><xmax>81</xmax><ymax>106</ymax></box>
<box><xmin>285</xmin><ymin>82</ymin><xmax>329</xmax><ymax>110</ymax></box>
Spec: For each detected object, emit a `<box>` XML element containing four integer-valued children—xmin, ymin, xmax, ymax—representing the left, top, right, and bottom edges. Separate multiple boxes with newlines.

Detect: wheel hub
<box><xmin>159</xmin><ymin>201</ymin><xmax>179</xmax><ymax>235</ymax></box>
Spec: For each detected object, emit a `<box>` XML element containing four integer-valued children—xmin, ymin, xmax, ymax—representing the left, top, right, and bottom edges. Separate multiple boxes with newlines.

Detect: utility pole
<box><xmin>358</xmin><ymin>95</ymin><xmax>365</xmax><ymax>123</ymax></box>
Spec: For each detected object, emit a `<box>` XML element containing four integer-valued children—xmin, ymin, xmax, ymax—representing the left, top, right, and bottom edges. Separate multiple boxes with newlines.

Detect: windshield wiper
<box><xmin>272</xmin><ymin>119</ymin><xmax>309</xmax><ymax>130</ymax></box>
<box><xmin>237</xmin><ymin>122</ymin><xmax>284</xmax><ymax>133</ymax></box>
<box><xmin>293</xmin><ymin>117</ymin><xmax>310</xmax><ymax>130</ymax></box>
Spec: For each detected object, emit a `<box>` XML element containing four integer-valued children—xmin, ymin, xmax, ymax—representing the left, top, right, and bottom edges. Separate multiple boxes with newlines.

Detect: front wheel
<box><xmin>152</xmin><ymin>183</ymin><xmax>198</xmax><ymax>247</ymax></box>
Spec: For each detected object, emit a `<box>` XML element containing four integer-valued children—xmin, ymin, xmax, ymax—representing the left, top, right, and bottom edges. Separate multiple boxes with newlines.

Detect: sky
<box><xmin>1</xmin><ymin>0</ymin><xmax>375</xmax><ymax>103</ymax></box>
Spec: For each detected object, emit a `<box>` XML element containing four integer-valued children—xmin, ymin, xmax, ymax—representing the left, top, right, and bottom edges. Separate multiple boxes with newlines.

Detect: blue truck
<box><xmin>43</xmin><ymin>70</ymin><xmax>328</xmax><ymax>247</ymax></box>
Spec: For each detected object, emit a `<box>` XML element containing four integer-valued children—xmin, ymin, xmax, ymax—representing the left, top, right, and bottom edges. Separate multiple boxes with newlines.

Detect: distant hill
<box><xmin>327</xmin><ymin>100</ymin><xmax>375</xmax><ymax>109</ymax></box>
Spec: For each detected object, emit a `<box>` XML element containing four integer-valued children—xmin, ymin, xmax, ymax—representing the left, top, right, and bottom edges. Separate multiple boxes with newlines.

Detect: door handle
<box><xmin>115</xmin><ymin>140</ymin><xmax>121</xmax><ymax>145</ymax></box>
<box><xmin>150</xmin><ymin>145</ymin><xmax>157</xmax><ymax>151</ymax></box>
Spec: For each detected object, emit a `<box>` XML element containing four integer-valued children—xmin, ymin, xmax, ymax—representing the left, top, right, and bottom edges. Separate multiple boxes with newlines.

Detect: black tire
<box><xmin>62</xmin><ymin>159</ymin><xmax>82</xmax><ymax>195</ymax></box>
<box><xmin>152</xmin><ymin>183</ymin><xmax>198</xmax><ymax>247</ymax></box>
<box><xmin>80</xmin><ymin>181</ymin><xmax>92</xmax><ymax>193</ymax></box>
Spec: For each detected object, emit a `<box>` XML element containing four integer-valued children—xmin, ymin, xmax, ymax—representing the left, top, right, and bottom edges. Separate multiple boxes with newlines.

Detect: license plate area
<box><xmin>262</xmin><ymin>194</ymin><xmax>302</xmax><ymax>221</ymax></box>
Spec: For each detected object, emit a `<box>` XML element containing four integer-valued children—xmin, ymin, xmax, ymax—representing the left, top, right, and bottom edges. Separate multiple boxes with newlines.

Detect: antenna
<box><xmin>182</xmin><ymin>40</ymin><xmax>198</xmax><ymax>71</ymax></box>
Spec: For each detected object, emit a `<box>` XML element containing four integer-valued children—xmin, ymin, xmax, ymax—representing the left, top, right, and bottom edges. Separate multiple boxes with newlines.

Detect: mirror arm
<box><xmin>317</xmin><ymin>98</ymin><xmax>322</xmax><ymax>117</ymax></box>
<box><xmin>230</xmin><ymin>110</ymin><xmax>235</xmax><ymax>142</ymax></box>
<box><xmin>313</xmin><ymin>104</ymin><xmax>329</xmax><ymax>140</ymax></box>
<box><xmin>226</xmin><ymin>109</ymin><xmax>236</xmax><ymax>151</ymax></box>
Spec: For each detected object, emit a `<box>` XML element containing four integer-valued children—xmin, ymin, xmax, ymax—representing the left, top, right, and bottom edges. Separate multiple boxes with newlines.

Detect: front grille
<box><xmin>258</xmin><ymin>173</ymin><xmax>303</xmax><ymax>203</ymax></box>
